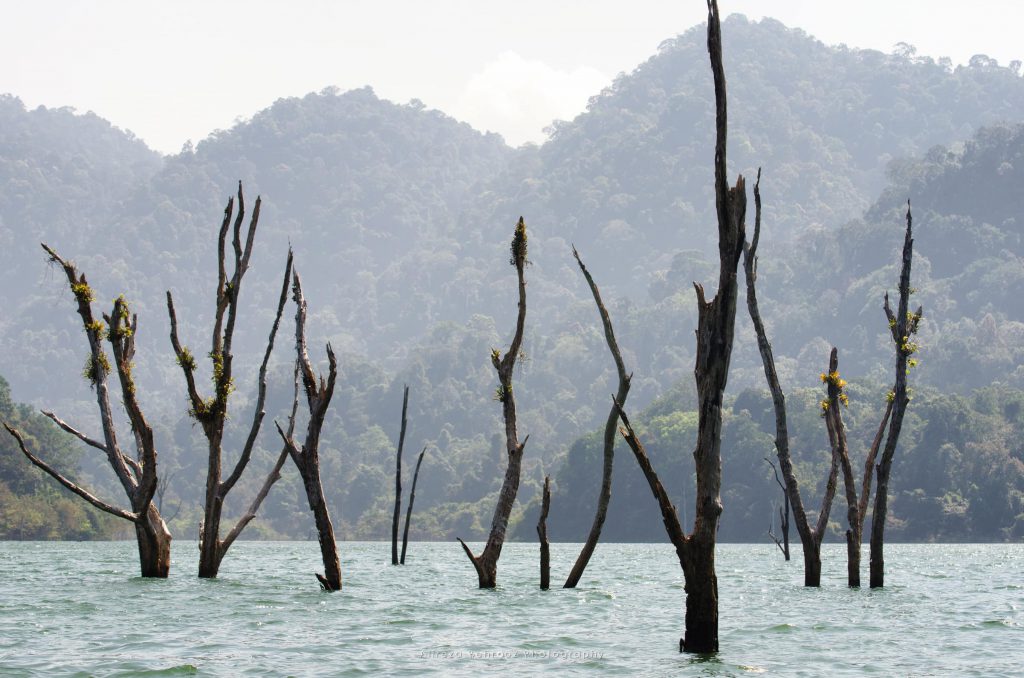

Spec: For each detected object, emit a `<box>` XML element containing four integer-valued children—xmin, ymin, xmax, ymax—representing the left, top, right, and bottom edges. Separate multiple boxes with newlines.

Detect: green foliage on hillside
<box><xmin>0</xmin><ymin>376</ymin><xmax>120</xmax><ymax>539</ymax></box>
<box><xmin>533</xmin><ymin>380</ymin><xmax>1024</xmax><ymax>544</ymax></box>
<box><xmin>1</xmin><ymin>17</ymin><xmax>1023</xmax><ymax>543</ymax></box>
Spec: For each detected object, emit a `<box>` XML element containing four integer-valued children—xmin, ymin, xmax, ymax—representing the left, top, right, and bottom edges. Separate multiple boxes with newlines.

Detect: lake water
<box><xmin>0</xmin><ymin>541</ymin><xmax>1020</xmax><ymax>676</ymax></box>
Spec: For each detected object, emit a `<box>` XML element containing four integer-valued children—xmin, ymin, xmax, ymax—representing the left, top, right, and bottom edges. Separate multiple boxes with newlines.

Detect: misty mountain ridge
<box><xmin>1</xmin><ymin>14</ymin><xmax>1022</xmax><ymax>542</ymax></box>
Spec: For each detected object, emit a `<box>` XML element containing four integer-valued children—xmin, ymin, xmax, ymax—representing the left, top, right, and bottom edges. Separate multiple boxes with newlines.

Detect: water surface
<box><xmin>0</xmin><ymin>542</ymin><xmax>1020</xmax><ymax>676</ymax></box>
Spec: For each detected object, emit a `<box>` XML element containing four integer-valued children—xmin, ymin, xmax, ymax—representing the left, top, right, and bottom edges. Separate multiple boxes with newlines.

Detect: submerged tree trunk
<box><xmin>400</xmin><ymin>447</ymin><xmax>427</xmax><ymax>565</ymax></box>
<box><xmin>538</xmin><ymin>475</ymin><xmax>551</xmax><ymax>590</ymax></box>
<box><xmin>870</xmin><ymin>204</ymin><xmax>922</xmax><ymax>588</ymax></box>
<box><xmin>276</xmin><ymin>269</ymin><xmax>342</xmax><ymax>591</ymax></box>
<box><xmin>823</xmin><ymin>348</ymin><xmax>857</xmax><ymax>586</ymax></box>
<box><xmin>3</xmin><ymin>246</ymin><xmax>171</xmax><ymax>578</ymax></box>
<box><xmin>765</xmin><ymin>458</ymin><xmax>790</xmax><ymax>561</ymax></box>
<box><xmin>563</xmin><ymin>247</ymin><xmax>631</xmax><ymax>589</ymax></box>
<box><xmin>459</xmin><ymin>217</ymin><xmax>529</xmax><ymax>589</ymax></box>
<box><xmin>743</xmin><ymin>172</ymin><xmax>842</xmax><ymax>587</ymax></box>
<box><xmin>167</xmin><ymin>184</ymin><xmax>292</xmax><ymax>579</ymax></box>
<box><xmin>840</xmin><ymin>398</ymin><xmax>892</xmax><ymax>586</ymax></box>
<box><xmin>392</xmin><ymin>386</ymin><xmax>409</xmax><ymax>565</ymax></box>
<box><xmin>615</xmin><ymin>2</ymin><xmax>746</xmax><ymax>652</ymax></box>
<box><xmin>135</xmin><ymin>504</ymin><xmax>173</xmax><ymax>578</ymax></box>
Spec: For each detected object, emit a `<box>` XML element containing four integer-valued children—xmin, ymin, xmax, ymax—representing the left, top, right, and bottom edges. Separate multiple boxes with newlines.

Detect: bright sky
<box><xmin>1</xmin><ymin>1</ymin><xmax>1021</xmax><ymax>154</ymax></box>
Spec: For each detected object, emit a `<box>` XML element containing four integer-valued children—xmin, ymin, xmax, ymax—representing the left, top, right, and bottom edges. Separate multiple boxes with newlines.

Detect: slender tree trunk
<box><xmin>538</xmin><ymin>475</ymin><xmax>551</xmax><ymax>590</ymax></box>
<box><xmin>392</xmin><ymin>386</ymin><xmax>409</xmax><ymax>565</ymax></box>
<box><xmin>564</xmin><ymin>247</ymin><xmax>631</xmax><ymax>589</ymax></box>
<box><xmin>277</xmin><ymin>268</ymin><xmax>342</xmax><ymax>591</ymax></box>
<box><xmin>823</xmin><ymin>348</ymin><xmax>858</xmax><ymax>587</ymax></box>
<box><xmin>198</xmin><ymin>454</ymin><xmax>224</xmax><ymax>578</ymax></box>
<box><xmin>869</xmin><ymin>204</ymin><xmax>921</xmax><ymax>589</ymax></box>
<box><xmin>459</xmin><ymin>217</ymin><xmax>529</xmax><ymax>589</ymax></box>
<box><xmin>744</xmin><ymin>172</ymin><xmax>843</xmax><ymax>586</ymax></box>
<box><xmin>614</xmin><ymin>1</ymin><xmax>747</xmax><ymax>651</ymax></box>
<box><xmin>765</xmin><ymin>457</ymin><xmax>790</xmax><ymax>561</ymax></box>
<box><xmin>781</xmin><ymin>492</ymin><xmax>790</xmax><ymax>561</ymax></box>
<box><xmin>303</xmin><ymin>470</ymin><xmax>342</xmax><ymax>591</ymax></box>
<box><xmin>400</xmin><ymin>447</ymin><xmax>427</xmax><ymax>565</ymax></box>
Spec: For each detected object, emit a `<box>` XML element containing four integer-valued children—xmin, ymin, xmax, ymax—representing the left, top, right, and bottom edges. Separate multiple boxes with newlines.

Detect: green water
<box><xmin>0</xmin><ymin>542</ymin><xmax>1020</xmax><ymax>676</ymax></box>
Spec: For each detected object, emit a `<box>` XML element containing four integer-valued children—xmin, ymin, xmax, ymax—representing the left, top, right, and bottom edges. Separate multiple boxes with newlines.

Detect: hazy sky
<box><xmin>2</xmin><ymin>1</ymin><xmax>1021</xmax><ymax>154</ymax></box>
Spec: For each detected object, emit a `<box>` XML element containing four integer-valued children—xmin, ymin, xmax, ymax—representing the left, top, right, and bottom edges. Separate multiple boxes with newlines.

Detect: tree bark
<box><xmin>400</xmin><ymin>447</ymin><xmax>427</xmax><ymax>565</ymax></box>
<box><xmin>742</xmin><ymin>172</ymin><xmax>843</xmax><ymax>587</ymax></box>
<box><xmin>538</xmin><ymin>475</ymin><xmax>551</xmax><ymax>590</ymax></box>
<box><xmin>166</xmin><ymin>184</ymin><xmax>292</xmax><ymax>579</ymax></box>
<box><xmin>614</xmin><ymin>3</ymin><xmax>746</xmax><ymax>651</ymax></box>
<box><xmin>823</xmin><ymin>348</ymin><xmax>859</xmax><ymax>586</ymax></box>
<box><xmin>870</xmin><ymin>203</ymin><xmax>921</xmax><ymax>588</ymax></box>
<box><xmin>4</xmin><ymin>246</ymin><xmax>171</xmax><ymax>577</ymax></box>
<box><xmin>459</xmin><ymin>217</ymin><xmax>529</xmax><ymax>589</ymax></box>
<box><xmin>277</xmin><ymin>268</ymin><xmax>342</xmax><ymax>591</ymax></box>
<box><xmin>563</xmin><ymin>246</ymin><xmax>631</xmax><ymax>589</ymax></box>
<box><xmin>392</xmin><ymin>386</ymin><xmax>409</xmax><ymax>565</ymax></box>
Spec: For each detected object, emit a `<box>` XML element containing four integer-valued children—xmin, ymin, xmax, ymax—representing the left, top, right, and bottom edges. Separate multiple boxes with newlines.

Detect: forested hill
<box><xmin>1</xmin><ymin>15</ymin><xmax>1022</xmax><ymax>542</ymax></box>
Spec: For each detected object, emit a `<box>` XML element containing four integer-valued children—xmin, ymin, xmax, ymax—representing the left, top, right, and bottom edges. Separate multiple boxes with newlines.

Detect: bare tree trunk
<box><xmin>136</xmin><ymin>504</ymin><xmax>172</xmax><ymax>578</ymax></box>
<box><xmin>276</xmin><ymin>269</ymin><xmax>342</xmax><ymax>591</ymax></box>
<box><xmin>392</xmin><ymin>386</ymin><xmax>409</xmax><ymax>565</ymax></box>
<box><xmin>765</xmin><ymin>458</ymin><xmax>790</xmax><ymax>561</ymax></box>
<box><xmin>538</xmin><ymin>475</ymin><xmax>551</xmax><ymax>590</ymax></box>
<box><xmin>459</xmin><ymin>217</ymin><xmax>529</xmax><ymax>589</ymax></box>
<box><xmin>614</xmin><ymin>3</ymin><xmax>746</xmax><ymax>652</ymax></box>
<box><xmin>563</xmin><ymin>246</ymin><xmax>631</xmax><ymax>589</ymax></box>
<box><xmin>822</xmin><ymin>348</ymin><xmax>859</xmax><ymax>586</ymax></box>
<box><xmin>840</xmin><ymin>398</ymin><xmax>892</xmax><ymax>584</ymax></box>
<box><xmin>870</xmin><ymin>204</ymin><xmax>922</xmax><ymax>588</ymax></box>
<box><xmin>4</xmin><ymin>246</ymin><xmax>171</xmax><ymax>577</ymax></box>
<box><xmin>400</xmin><ymin>447</ymin><xmax>427</xmax><ymax>565</ymax></box>
<box><xmin>743</xmin><ymin>172</ymin><xmax>843</xmax><ymax>587</ymax></box>
<box><xmin>166</xmin><ymin>184</ymin><xmax>292</xmax><ymax>579</ymax></box>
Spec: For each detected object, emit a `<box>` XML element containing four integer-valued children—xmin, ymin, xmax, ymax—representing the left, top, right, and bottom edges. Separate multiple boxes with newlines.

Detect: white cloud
<box><xmin>451</xmin><ymin>51</ymin><xmax>610</xmax><ymax>146</ymax></box>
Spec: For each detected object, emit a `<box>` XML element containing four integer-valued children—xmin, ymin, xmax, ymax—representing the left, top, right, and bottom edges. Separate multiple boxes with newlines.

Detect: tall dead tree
<box><xmin>743</xmin><ymin>172</ymin><xmax>841</xmax><ymax>586</ymax></box>
<box><xmin>828</xmin><ymin>205</ymin><xmax>920</xmax><ymax>588</ymax></box>
<box><xmin>538</xmin><ymin>475</ymin><xmax>551</xmax><ymax>590</ymax></box>
<box><xmin>616</xmin><ymin>1</ymin><xmax>746</xmax><ymax>652</ymax></box>
<box><xmin>2</xmin><ymin>246</ymin><xmax>170</xmax><ymax>576</ymax></box>
<box><xmin>166</xmin><ymin>183</ymin><xmax>292</xmax><ymax>578</ymax></box>
<box><xmin>563</xmin><ymin>246</ymin><xmax>631</xmax><ymax>589</ymax></box>
<box><xmin>458</xmin><ymin>217</ymin><xmax>529</xmax><ymax>588</ymax></box>
<box><xmin>399</xmin><ymin>446</ymin><xmax>427</xmax><ymax>565</ymax></box>
<box><xmin>392</xmin><ymin>386</ymin><xmax>409</xmax><ymax>565</ymax></box>
<box><xmin>275</xmin><ymin>269</ymin><xmax>342</xmax><ymax>591</ymax></box>
<box><xmin>869</xmin><ymin>204</ymin><xmax>921</xmax><ymax>588</ymax></box>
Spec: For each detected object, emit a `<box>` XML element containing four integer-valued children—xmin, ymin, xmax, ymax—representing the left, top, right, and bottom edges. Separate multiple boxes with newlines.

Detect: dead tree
<box><xmin>563</xmin><ymin>246</ymin><xmax>632</xmax><ymax>589</ymax></box>
<box><xmin>617</xmin><ymin>2</ymin><xmax>746</xmax><ymax>652</ymax></box>
<box><xmin>392</xmin><ymin>386</ymin><xmax>409</xmax><ymax>565</ymax></box>
<box><xmin>834</xmin><ymin>389</ymin><xmax>892</xmax><ymax>588</ymax></box>
<box><xmin>276</xmin><ymin>269</ymin><xmax>342</xmax><ymax>590</ymax></box>
<box><xmin>399</xmin><ymin>446</ymin><xmax>427</xmax><ymax>564</ymax></box>
<box><xmin>822</xmin><ymin>349</ymin><xmax>856</xmax><ymax>587</ymax></box>
<box><xmin>743</xmin><ymin>172</ymin><xmax>840</xmax><ymax>586</ymax></box>
<box><xmin>458</xmin><ymin>217</ymin><xmax>529</xmax><ymax>588</ymax></box>
<box><xmin>764</xmin><ymin>458</ymin><xmax>790</xmax><ymax>561</ymax></box>
<box><xmin>2</xmin><ymin>246</ymin><xmax>170</xmax><ymax>576</ymax></box>
<box><xmin>166</xmin><ymin>183</ymin><xmax>292</xmax><ymax>579</ymax></box>
<box><xmin>869</xmin><ymin>204</ymin><xmax>921</xmax><ymax>588</ymax></box>
<box><xmin>538</xmin><ymin>475</ymin><xmax>551</xmax><ymax>590</ymax></box>
<box><xmin>828</xmin><ymin>205</ymin><xmax>920</xmax><ymax>588</ymax></box>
